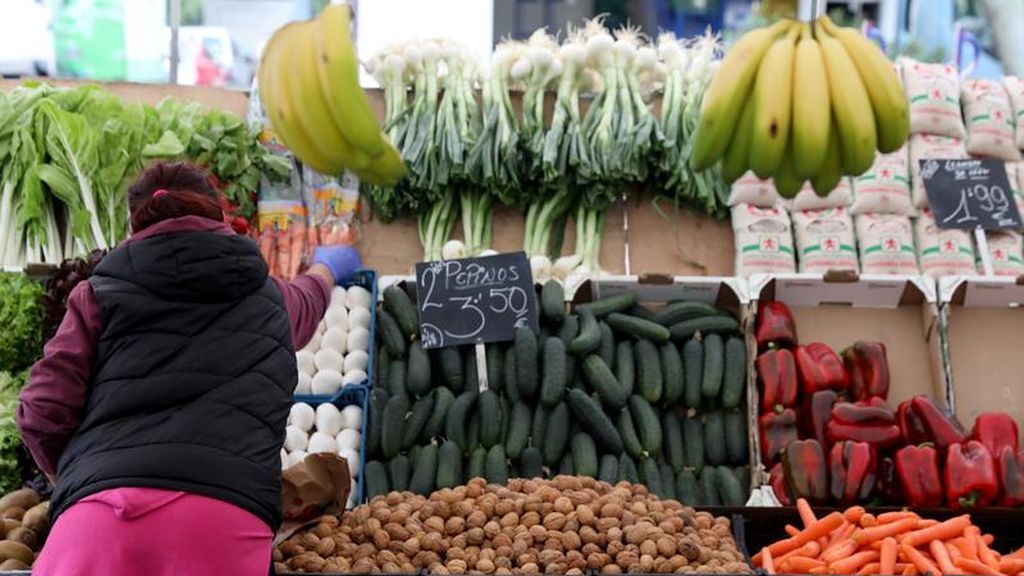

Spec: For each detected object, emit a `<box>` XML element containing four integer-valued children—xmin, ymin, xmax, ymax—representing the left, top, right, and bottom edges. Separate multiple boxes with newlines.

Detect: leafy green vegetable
<box><xmin>0</xmin><ymin>273</ymin><xmax>43</xmax><ymax>373</ymax></box>
<box><xmin>0</xmin><ymin>370</ymin><xmax>29</xmax><ymax>494</ymax></box>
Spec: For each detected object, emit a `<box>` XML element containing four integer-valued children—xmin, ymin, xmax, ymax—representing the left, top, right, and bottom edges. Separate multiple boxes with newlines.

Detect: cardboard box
<box><xmin>940</xmin><ymin>276</ymin><xmax>1024</xmax><ymax>430</ymax></box>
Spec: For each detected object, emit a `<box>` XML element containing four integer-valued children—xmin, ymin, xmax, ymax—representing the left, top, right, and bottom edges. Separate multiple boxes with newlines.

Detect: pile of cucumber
<box><xmin>363</xmin><ymin>281</ymin><xmax>751</xmax><ymax>507</ymax></box>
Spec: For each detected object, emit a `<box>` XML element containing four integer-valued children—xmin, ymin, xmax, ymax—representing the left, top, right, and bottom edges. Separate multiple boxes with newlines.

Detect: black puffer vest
<box><xmin>50</xmin><ymin>230</ymin><xmax>297</xmax><ymax>529</ymax></box>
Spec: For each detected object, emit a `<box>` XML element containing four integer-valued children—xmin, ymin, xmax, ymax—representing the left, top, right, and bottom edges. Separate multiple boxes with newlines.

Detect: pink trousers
<box><xmin>33</xmin><ymin>488</ymin><xmax>273</xmax><ymax>576</ymax></box>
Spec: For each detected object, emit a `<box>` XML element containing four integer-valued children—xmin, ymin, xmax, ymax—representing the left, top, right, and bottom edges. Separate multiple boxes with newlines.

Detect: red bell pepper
<box><xmin>945</xmin><ymin>440</ymin><xmax>999</xmax><ymax>509</ymax></box>
<box><xmin>794</xmin><ymin>343</ymin><xmax>849</xmax><ymax>395</ymax></box>
<box><xmin>759</xmin><ymin>409</ymin><xmax>799</xmax><ymax>466</ymax></box>
<box><xmin>756</xmin><ymin>301</ymin><xmax>797</xmax><ymax>351</ymax></box>
<box><xmin>843</xmin><ymin>341</ymin><xmax>890</xmax><ymax>401</ymax></box>
<box><xmin>897</xmin><ymin>395</ymin><xmax>966</xmax><ymax>452</ymax></box>
<box><xmin>799</xmin><ymin>390</ymin><xmax>838</xmax><ymax>449</ymax></box>
<box><xmin>828</xmin><ymin>441</ymin><xmax>877</xmax><ymax>506</ymax></box>
<box><xmin>769</xmin><ymin>462</ymin><xmax>792</xmax><ymax>506</ymax></box>
<box><xmin>997</xmin><ymin>447</ymin><xmax>1024</xmax><ymax>507</ymax></box>
<box><xmin>757</xmin><ymin>349</ymin><xmax>798</xmax><ymax>413</ymax></box>
<box><xmin>874</xmin><ymin>454</ymin><xmax>902</xmax><ymax>504</ymax></box>
<box><xmin>783</xmin><ymin>439</ymin><xmax>828</xmax><ymax>504</ymax></box>
<box><xmin>827</xmin><ymin>398</ymin><xmax>902</xmax><ymax>448</ymax></box>
<box><xmin>895</xmin><ymin>445</ymin><xmax>943</xmax><ymax>507</ymax></box>
<box><xmin>971</xmin><ymin>412</ymin><xmax>1020</xmax><ymax>461</ymax></box>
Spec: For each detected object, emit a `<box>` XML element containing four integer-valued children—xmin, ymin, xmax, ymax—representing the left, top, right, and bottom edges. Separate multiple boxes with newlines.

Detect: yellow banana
<box><xmin>721</xmin><ymin>96</ymin><xmax>756</xmax><ymax>184</ymax></box>
<box><xmin>811</xmin><ymin>116</ymin><xmax>844</xmax><ymax>196</ymax></box>
<box><xmin>772</xmin><ymin>143</ymin><xmax>804</xmax><ymax>199</ymax></box>
<box><xmin>689</xmin><ymin>19</ymin><xmax>793</xmax><ymax>171</ymax></box>
<box><xmin>819</xmin><ymin>16</ymin><xmax>909</xmax><ymax>153</ymax></box>
<box><xmin>356</xmin><ymin>135</ymin><xmax>406</xmax><ymax>186</ymax></box>
<box><xmin>314</xmin><ymin>4</ymin><xmax>391</xmax><ymax>159</ymax></box>
<box><xmin>749</xmin><ymin>22</ymin><xmax>800</xmax><ymax>179</ymax></box>
<box><xmin>816</xmin><ymin>20</ymin><xmax>877</xmax><ymax>176</ymax></box>
<box><xmin>791</xmin><ymin>23</ymin><xmax>831</xmax><ymax>179</ymax></box>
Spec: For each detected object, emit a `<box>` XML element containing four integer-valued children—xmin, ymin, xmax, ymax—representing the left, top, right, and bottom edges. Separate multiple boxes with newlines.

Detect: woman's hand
<box><xmin>311</xmin><ymin>246</ymin><xmax>362</xmax><ymax>286</ymax></box>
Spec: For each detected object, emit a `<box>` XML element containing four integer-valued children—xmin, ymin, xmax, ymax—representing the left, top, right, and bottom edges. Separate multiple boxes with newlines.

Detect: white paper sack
<box><xmin>982</xmin><ymin>231</ymin><xmax>1024</xmax><ymax>277</ymax></box>
<box><xmin>792</xmin><ymin>207</ymin><xmax>859</xmax><ymax>274</ymax></box>
<box><xmin>851</xmin><ymin>147</ymin><xmax>913</xmax><ymax>215</ymax></box>
<box><xmin>1006</xmin><ymin>163</ymin><xmax>1024</xmax><ymax>220</ymax></box>
<box><xmin>855</xmin><ymin>214</ymin><xmax>920</xmax><ymax>275</ymax></box>
<box><xmin>962</xmin><ymin>79</ymin><xmax>1020</xmax><ymax>161</ymax></box>
<box><xmin>902</xmin><ymin>59</ymin><xmax>966</xmax><ymax>139</ymax></box>
<box><xmin>1004</xmin><ymin>76</ymin><xmax>1024</xmax><ymax>150</ymax></box>
<box><xmin>909</xmin><ymin>134</ymin><xmax>967</xmax><ymax>209</ymax></box>
<box><xmin>731</xmin><ymin>204</ymin><xmax>796</xmax><ymax>277</ymax></box>
<box><xmin>791</xmin><ymin>179</ymin><xmax>853</xmax><ymax>211</ymax></box>
<box><xmin>914</xmin><ymin>209</ymin><xmax>976</xmax><ymax>278</ymax></box>
<box><xmin>727</xmin><ymin>172</ymin><xmax>783</xmax><ymax>208</ymax></box>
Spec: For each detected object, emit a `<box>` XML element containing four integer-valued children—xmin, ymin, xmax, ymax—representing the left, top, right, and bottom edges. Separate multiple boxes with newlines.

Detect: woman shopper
<box><xmin>16</xmin><ymin>161</ymin><xmax>360</xmax><ymax>575</ymax></box>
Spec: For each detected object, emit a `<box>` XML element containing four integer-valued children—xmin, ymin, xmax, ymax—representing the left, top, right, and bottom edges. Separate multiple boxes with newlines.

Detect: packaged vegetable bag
<box><xmin>851</xmin><ymin>146</ymin><xmax>913</xmax><ymax>215</ymax></box>
<box><xmin>791</xmin><ymin>179</ymin><xmax>853</xmax><ymax>211</ymax></box>
<box><xmin>979</xmin><ymin>231</ymin><xmax>1024</xmax><ymax>277</ymax></box>
<box><xmin>792</xmin><ymin>207</ymin><xmax>858</xmax><ymax>274</ymax></box>
<box><xmin>855</xmin><ymin>214</ymin><xmax>920</xmax><ymax>275</ymax></box>
<box><xmin>962</xmin><ymin>79</ymin><xmax>1020</xmax><ymax>161</ymax></box>
<box><xmin>727</xmin><ymin>172</ymin><xmax>784</xmax><ymax>208</ymax></box>
<box><xmin>914</xmin><ymin>208</ymin><xmax>976</xmax><ymax>278</ymax></box>
<box><xmin>301</xmin><ymin>167</ymin><xmax>360</xmax><ymax>248</ymax></box>
<box><xmin>1004</xmin><ymin>76</ymin><xmax>1024</xmax><ymax>150</ymax></box>
<box><xmin>901</xmin><ymin>59</ymin><xmax>966</xmax><ymax>139</ymax></box>
<box><xmin>909</xmin><ymin>134</ymin><xmax>967</xmax><ymax>208</ymax></box>
<box><xmin>731</xmin><ymin>204</ymin><xmax>796</xmax><ymax>277</ymax></box>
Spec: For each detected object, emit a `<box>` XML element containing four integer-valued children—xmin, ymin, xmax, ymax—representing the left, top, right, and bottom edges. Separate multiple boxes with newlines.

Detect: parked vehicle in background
<box><xmin>0</xmin><ymin>0</ymin><xmax>55</xmax><ymax>77</ymax></box>
<box><xmin>165</xmin><ymin>26</ymin><xmax>235</xmax><ymax>86</ymax></box>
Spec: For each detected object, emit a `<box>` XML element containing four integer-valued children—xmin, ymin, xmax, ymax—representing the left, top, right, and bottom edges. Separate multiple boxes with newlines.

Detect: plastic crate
<box><xmin>294</xmin><ymin>268</ymin><xmax>377</xmax><ymax>405</ymax></box>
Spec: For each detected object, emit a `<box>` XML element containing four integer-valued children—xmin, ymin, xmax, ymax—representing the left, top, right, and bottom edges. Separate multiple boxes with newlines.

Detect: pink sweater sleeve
<box><xmin>272</xmin><ymin>274</ymin><xmax>331</xmax><ymax>349</ymax></box>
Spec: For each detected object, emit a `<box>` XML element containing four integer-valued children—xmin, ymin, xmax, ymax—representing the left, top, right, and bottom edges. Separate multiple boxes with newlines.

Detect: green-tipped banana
<box><xmin>772</xmin><ymin>144</ymin><xmax>804</xmax><ymax>199</ymax></box>
<box><xmin>721</xmin><ymin>96</ymin><xmax>756</xmax><ymax>184</ymax></box>
<box><xmin>749</xmin><ymin>23</ymin><xmax>800</xmax><ymax>179</ymax></box>
<box><xmin>357</xmin><ymin>137</ymin><xmax>406</xmax><ymax>186</ymax></box>
<box><xmin>816</xmin><ymin>20</ymin><xmax>877</xmax><ymax>176</ymax></box>
<box><xmin>811</xmin><ymin>117</ymin><xmax>844</xmax><ymax>196</ymax></box>
<box><xmin>791</xmin><ymin>23</ymin><xmax>831</xmax><ymax>179</ymax></box>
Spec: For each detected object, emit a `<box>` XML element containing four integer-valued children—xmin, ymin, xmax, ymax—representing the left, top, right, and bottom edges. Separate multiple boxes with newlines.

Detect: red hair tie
<box><xmin>153</xmin><ymin>189</ymin><xmax>170</xmax><ymax>198</ymax></box>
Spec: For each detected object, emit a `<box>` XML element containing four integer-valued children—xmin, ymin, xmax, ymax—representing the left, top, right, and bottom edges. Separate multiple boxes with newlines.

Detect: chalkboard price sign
<box><xmin>921</xmin><ymin>158</ymin><xmax>1022</xmax><ymax>230</ymax></box>
<box><xmin>414</xmin><ymin>252</ymin><xmax>538</xmax><ymax>349</ymax></box>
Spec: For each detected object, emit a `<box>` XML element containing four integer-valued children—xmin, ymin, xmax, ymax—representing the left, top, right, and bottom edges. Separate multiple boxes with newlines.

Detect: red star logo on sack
<box><xmin>994</xmin><ymin>249</ymin><xmax>1006</xmax><ymax>261</ymax></box>
<box><xmin>881</xmin><ymin>168</ymin><xmax>892</xmax><ymax>179</ymax></box>
<box><xmin>884</xmin><ymin>237</ymin><xmax>898</xmax><ymax>251</ymax></box>
<box><xmin>822</xmin><ymin>237</ymin><xmax>838</xmax><ymax>252</ymax></box>
<box><xmin>943</xmin><ymin>240</ymin><xmax>955</xmax><ymax>253</ymax></box>
<box><xmin>761</xmin><ymin>237</ymin><xmax>778</xmax><ymax>251</ymax></box>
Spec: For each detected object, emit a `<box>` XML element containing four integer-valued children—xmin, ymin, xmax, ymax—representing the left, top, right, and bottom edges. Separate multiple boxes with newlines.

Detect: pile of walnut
<box><xmin>275</xmin><ymin>476</ymin><xmax>752</xmax><ymax>574</ymax></box>
<box><xmin>0</xmin><ymin>489</ymin><xmax>49</xmax><ymax>570</ymax></box>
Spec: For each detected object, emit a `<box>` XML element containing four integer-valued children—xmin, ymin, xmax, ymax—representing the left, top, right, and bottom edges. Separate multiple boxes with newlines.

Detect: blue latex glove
<box><xmin>312</xmin><ymin>246</ymin><xmax>362</xmax><ymax>284</ymax></box>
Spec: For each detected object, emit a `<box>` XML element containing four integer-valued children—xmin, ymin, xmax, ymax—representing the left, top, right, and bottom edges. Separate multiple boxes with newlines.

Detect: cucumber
<box><xmin>675</xmin><ymin>470</ymin><xmax>702</xmax><ymax>506</ymax></box>
<box><xmin>505</xmin><ymin>401</ymin><xmax>532</xmax><ymax>459</ymax></box>
<box><xmin>466</xmin><ymin>412</ymin><xmax>481</xmax><ymax>451</ymax></box>
<box><xmin>599</xmin><ymin>322</ymin><xmax>616</xmax><ymax>369</ymax></box>
<box><xmin>445</xmin><ymin>391</ymin><xmax>478</xmax><ymax>452</ymax></box>
<box><xmin>564</xmin><ymin>355</ymin><xmax>577</xmax><ymax>393</ymax></box>
<box><xmin>619</xmin><ymin>454</ymin><xmax>640</xmax><ymax>484</ymax></box>
<box><xmin>704</xmin><ymin>411</ymin><xmax>727</xmax><ymax>466</ymax></box>
<box><xmin>617</xmin><ymin>408</ymin><xmax>646</xmax><ymax>459</ymax></box>
<box><xmin>376</xmin><ymin>347</ymin><xmax>390</xmax><ymax>390</ymax></box>
<box><xmin>485</xmin><ymin>445</ymin><xmax>508</xmax><ymax>486</ymax></box>
<box><xmin>388</xmin><ymin>455</ymin><xmax>411</xmax><ymax>492</ymax></box>
<box><xmin>662</xmin><ymin>411</ymin><xmax>685</xmax><ymax>474</ymax></box>
<box><xmin>734</xmin><ymin>466</ymin><xmax>752</xmax><ymax>493</ymax></box>
<box><xmin>383</xmin><ymin>285</ymin><xmax>419</xmax><ymax>339</ymax></box>
<box><xmin>541</xmin><ymin>280</ymin><xmax>566</xmax><ymax>324</ymax></box>
<box><xmin>716</xmin><ymin>466</ymin><xmax>746</xmax><ymax>506</ymax></box>
<box><xmin>635</xmin><ymin>340</ymin><xmax>663</xmax><ymax>403</ymax></box>
<box><xmin>519</xmin><ymin>447</ymin><xmax>544</xmax><ymax>479</ymax></box>
<box><xmin>498</xmin><ymin>397</ymin><xmax>510</xmax><ymax>445</ymax></box>
<box><xmin>467</xmin><ymin>447</ymin><xmax>487</xmax><ymax>481</ymax></box>
<box><xmin>558</xmin><ymin>315</ymin><xmax>579</xmax><ymax>348</ymax></box>
<box><xmin>578</xmin><ymin>292</ymin><xmax>638</xmax><ymax>318</ymax></box>
<box><xmin>464</xmin><ymin>347</ymin><xmax>479</xmax><ymax>392</ymax></box>
<box><xmin>436</xmin><ymin>441</ymin><xmax>463</xmax><ymax>489</ymax></box>
<box><xmin>567</xmin><ymin>389</ymin><xmax>624</xmax><ymax>456</ymax></box>
<box><xmin>366</xmin><ymin>388</ymin><xmax>388</xmax><ymax>458</ymax></box>
<box><xmin>639</xmin><ymin>457</ymin><xmax>662</xmax><ymax>496</ymax></box>
<box><xmin>616</xmin><ymin>341</ymin><xmax>635</xmax><ymax>395</ymax></box>
<box><xmin>683</xmin><ymin>414</ymin><xmax>705</xmax><ymax>474</ymax></box>
<box><xmin>654</xmin><ymin>301</ymin><xmax>719</xmax><ymax>327</ymax></box>
<box><xmin>377</xmin><ymin>308</ymin><xmax>407</xmax><ymax>359</ymax></box>
<box><xmin>530</xmin><ymin>404</ymin><xmax>549</xmax><ymax>448</ymax></box>
<box><xmin>479</xmin><ymin>390</ymin><xmax>502</xmax><ymax>449</ymax></box>
<box><xmin>628</xmin><ymin>395</ymin><xmax>663</xmax><ymax>455</ymax></box>
<box><xmin>540</xmin><ymin>338</ymin><xmax>568</xmax><ymax>407</ymax></box>
<box><xmin>682</xmin><ymin>339</ymin><xmax>703</xmax><ymax>409</ymax></box>
<box><xmin>598</xmin><ymin>455</ymin><xmax>619</xmax><ymax>484</ymax></box>
<box><xmin>543</xmin><ymin>402</ymin><xmax>571</xmax><ymax>466</ymax></box>
<box><xmin>702</xmin><ymin>333</ymin><xmax>725</xmax><ymax>402</ymax></box>
<box><xmin>402</xmin><ymin>393</ymin><xmax>435</xmax><ymax>449</ymax></box>
<box><xmin>515</xmin><ymin>327</ymin><xmax>539</xmax><ymax>400</ymax></box>
<box><xmin>388</xmin><ymin>358</ymin><xmax>407</xmax><ymax>397</ymax></box>
<box><xmin>659</xmin><ymin>464</ymin><xmax>677</xmax><ymax>500</ymax></box>
<box><xmin>381</xmin><ymin>394</ymin><xmax>410</xmax><ymax>458</ymax></box>
<box><xmin>701</xmin><ymin>469</ymin><xmax>721</xmax><ymax>506</ymax></box>
<box><xmin>558</xmin><ymin>451</ymin><xmax>576</xmax><ymax>476</ymax></box>
<box><xmin>409</xmin><ymin>443</ymin><xmax>438</xmax><ymax>495</ymax></box>
<box><xmin>669</xmin><ymin>315</ymin><xmax>740</xmax><ymax>341</ymax></box>
<box><xmin>503</xmin><ymin>346</ymin><xmax>520</xmax><ymax>403</ymax></box>
<box><xmin>364</xmin><ymin>460</ymin><xmax>389</xmax><ymax>499</ymax></box>
<box><xmin>569</xmin><ymin>308</ymin><xmax>601</xmax><ymax>355</ymax></box>
<box><xmin>487</xmin><ymin>345</ymin><xmax>504</xmax><ymax>395</ymax></box>
<box><xmin>627</xmin><ymin>304</ymin><xmax>659</xmax><ymax>323</ymax></box>
<box><xmin>421</xmin><ymin>387</ymin><xmax>455</xmax><ymax>443</ymax></box>
<box><xmin>571</xmin><ymin>433</ymin><xmax>598</xmax><ymax>478</ymax></box>
<box><xmin>721</xmin><ymin>337</ymin><xmax>747</xmax><ymax>409</ymax></box>
<box><xmin>607</xmin><ymin>313</ymin><xmax>671</xmax><ymax>344</ymax></box>
<box><xmin>724</xmin><ymin>409</ymin><xmax>750</xmax><ymax>465</ymax></box>
<box><xmin>439</xmin><ymin>347</ymin><xmax>464</xmax><ymax>392</ymax></box>
<box><xmin>409</xmin><ymin>445</ymin><xmax>421</xmax><ymax>469</ymax></box>
<box><xmin>582</xmin><ymin>355</ymin><xmax>628</xmax><ymax>409</ymax></box>
<box><xmin>660</xmin><ymin>343</ymin><xmax>685</xmax><ymax>406</ymax></box>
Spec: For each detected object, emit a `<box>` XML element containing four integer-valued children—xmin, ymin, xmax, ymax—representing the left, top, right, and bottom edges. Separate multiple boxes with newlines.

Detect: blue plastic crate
<box><xmin>294</xmin><ymin>268</ymin><xmax>377</xmax><ymax>405</ymax></box>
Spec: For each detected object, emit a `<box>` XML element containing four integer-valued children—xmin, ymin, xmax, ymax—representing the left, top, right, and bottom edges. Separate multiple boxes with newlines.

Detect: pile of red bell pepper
<box><xmin>757</xmin><ymin>300</ymin><xmax>1024</xmax><ymax>509</ymax></box>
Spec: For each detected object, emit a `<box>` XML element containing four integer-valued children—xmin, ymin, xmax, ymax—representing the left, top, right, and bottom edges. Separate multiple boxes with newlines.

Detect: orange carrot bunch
<box><xmin>753</xmin><ymin>499</ymin><xmax>1021</xmax><ymax>575</ymax></box>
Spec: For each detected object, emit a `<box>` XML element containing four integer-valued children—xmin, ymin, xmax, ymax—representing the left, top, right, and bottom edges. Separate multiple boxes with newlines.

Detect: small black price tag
<box><xmin>414</xmin><ymin>251</ymin><xmax>539</xmax><ymax>349</ymax></box>
<box><xmin>921</xmin><ymin>158</ymin><xmax>1022</xmax><ymax>230</ymax></box>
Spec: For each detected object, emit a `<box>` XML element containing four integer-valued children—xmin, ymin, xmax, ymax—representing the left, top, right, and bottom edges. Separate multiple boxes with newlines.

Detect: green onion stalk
<box><xmin>364</xmin><ymin>44</ymin><xmax>415</xmax><ymax>222</ymax></box>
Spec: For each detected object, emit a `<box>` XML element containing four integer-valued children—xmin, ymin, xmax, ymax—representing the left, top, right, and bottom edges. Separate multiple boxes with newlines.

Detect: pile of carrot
<box><xmin>752</xmin><ymin>499</ymin><xmax>1024</xmax><ymax>575</ymax></box>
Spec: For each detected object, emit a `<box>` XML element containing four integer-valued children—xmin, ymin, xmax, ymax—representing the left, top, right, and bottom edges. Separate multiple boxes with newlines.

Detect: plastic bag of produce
<box><xmin>914</xmin><ymin>208</ymin><xmax>976</xmax><ymax>278</ymax></box>
<box><xmin>731</xmin><ymin>203</ymin><xmax>796</xmax><ymax>276</ymax></box>
<box><xmin>962</xmin><ymin>79</ymin><xmax>1021</xmax><ymax>161</ymax></box>
<box><xmin>901</xmin><ymin>59</ymin><xmax>965</xmax><ymax>139</ymax></box>
<box><xmin>851</xmin><ymin>147</ymin><xmax>913</xmax><ymax>215</ymax></box>
<box><xmin>855</xmin><ymin>214</ymin><xmax>920</xmax><ymax>275</ymax></box>
<box><xmin>979</xmin><ymin>230</ymin><xmax>1024</xmax><ymax>277</ymax></box>
<box><xmin>909</xmin><ymin>134</ymin><xmax>967</xmax><ymax>208</ymax></box>
<box><xmin>791</xmin><ymin>179</ymin><xmax>853</xmax><ymax>211</ymax></box>
<box><xmin>301</xmin><ymin>168</ymin><xmax>360</xmax><ymax>249</ymax></box>
<box><xmin>728</xmin><ymin>172</ymin><xmax>783</xmax><ymax>208</ymax></box>
<box><xmin>792</xmin><ymin>207</ymin><xmax>858</xmax><ymax>274</ymax></box>
<box><xmin>1004</xmin><ymin>76</ymin><xmax>1024</xmax><ymax>149</ymax></box>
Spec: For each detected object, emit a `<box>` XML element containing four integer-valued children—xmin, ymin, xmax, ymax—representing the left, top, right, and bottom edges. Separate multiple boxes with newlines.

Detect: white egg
<box><xmin>296</xmin><ymin>350</ymin><xmax>316</xmax><ymax>374</ymax></box>
<box><xmin>281</xmin><ymin>449</ymin><xmax>289</xmax><ymax>470</ymax></box>
<box><xmin>311</xmin><ymin>370</ymin><xmax>343</xmax><ymax>396</ymax></box>
<box><xmin>346</xmin><ymin>285</ymin><xmax>373</xmax><ymax>310</ymax></box>
<box><xmin>340</xmin><ymin>405</ymin><xmax>364</xmax><ymax>430</ymax></box>
<box><xmin>324</xmin><ymin>306</ymin><xmax>349</xmax><ymax>330</ymax></box>
<box><xmin>342</xmin><ymin>369</ymin><xmax>367</xmax><ymax>387</ymax></box>
<box><xmin>338</xmin><ymin>447</ymin><xmax>360</xmax><ymax>477</ymax></box>
<box><xmin>308</xmin><ymin>431</ymin><xmax>339</xmax><ymax>454</ymax></box>
<box><xmin>330</xmin><ymin>286</ymin><xmax>348</xmax><ymax>307</ymax></box>
<box><xmin>343</xmin><ymin>350</ymin><xmax>369</xmax><ymax>373</ymax></box>
<box><xmin>321</xmin><ymin>328</ymin><xmax>348</xmax><ymax>354</ymax></box>
<box><xmin>348</xmin><ymin>307</ymin><xmax>371</xmax><ymax>330</ymax></box>
<box><xmin>336</xmin><ymin>428</ymin><xmax>362</xmax><ymax>451</ymax></box>
<box><xmin>284</xmin><ymin>425</ymin><xmax>309</xmax><ymax>452</ymax></box>
<box><xmin>314</xmin><ymin>349</ymin><xmax>344</xmax><ymax>372</ymax></box>
<box><xmin>288</xmin><ymin>450</ymin><xmax>308</xmax><ymax>467</ymax></box>
<box><xmin>315</xmin><ymin>403</ymin><xmax>344</xmax><ymax>436</ymax></box>
<box><xmin>296</xmin><ymin>372</ymin><xmax>313</xmax><ymax>395</ymax></box>
<box><xmin>301</xmin><ymin>331</ymin><xmax>322</xmax><ymax>353</ymax></box>
<box><xmin>289</xmin><ymin>403</ymin><xmax>315</xmax><ymax>432</ymax></box>
<box><xmin>347</xmin><ymin>326</ymin><xmax>370</xmax><ymax>353</ymax></box>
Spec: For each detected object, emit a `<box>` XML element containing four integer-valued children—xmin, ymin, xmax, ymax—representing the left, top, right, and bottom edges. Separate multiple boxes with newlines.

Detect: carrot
<box><xmin>901</xmin><ymin>544</ymin><xmax>940</xmax><ymax>576</ymax></box>
<box><xmin>854</xmin><ymin>518</ymin><xmax>921</xmax><ymax>545</ymax></box>
<box><xmin>761</xmin><ymin>547</ymin><xmax>775</xmax><ymax>574</ymax></box>
<box><xmin>785</xmin><ymin>524</ymin><xmax>801</xmax><ymax>537</ymax></box>
<box><xmin>797</xmin><ymin>498</ymin><xmax>818</xmax><ymax>528</ymax></box>
<box><xmin>753</xmin><ymin>512</ymin><xmax>846</xmax><ymax>564</ymax></box>
<box><xmin>845</xmin><ymin>506</ymin><xmax>867</xmax><ymax>525</ymax></box>
<box><xmin>931</xmin><ymin>539</ymin><xmax>958</xmax><ymax>575</ymax></box>
<box><xmin>1001</xmin><ymin>558</ymin><xmax>1024</xmax><ymax>574</ymax></box>
<box><xmin>958</xmin><ymin>536</ymin><xmax>979</xmax><ymax>561</ymax></box>
<box><xmin>830</xmin><ymin>551</ymin><xmax>881</xmax><ymax>574</ymax></box>
<box><xmin>870</xmin><ymin>541</ymin><xmax>885</xmax><ymax>551</ymax></box>
<box><xmin>821</xmin><ymin>541</ymin><xmax>860</xmax><ymax>564</ymax></box>
<box><xmin>947</xmin><ymin>542</ymin><xmax>963</xmax><ymax>562</ymax></box>
<box><xmin>975</xmin><ymin>529</ymin><xmax>1002</xmax><ymax>570</ymax></box>
<box><xmin>900</xmin><ymin>515</ymin><xmax>972</xmax><ymax>548</ymax></box>
<box><xmin>880</xmin><ymin>537</ymin><xmax>898</xmax><ymax>576</ymax></box>
<box><xmin>861</xmin><ymin>513</ymin><xmax>878</xmax><ymax>528</ymax></box>
<box><xmin>810</xmin><ymin>567</ymin><xmax>828</xmax><ymax>575</ymax></box>
<box><xmin>1010</xmin><ymin>547</ymin><xmax>1024</xmax><ymax>559</ymax></box>
<box><xmin>878</xmin><ymin>511</ymin><xmax>919</xmax><ymax>524</ymax></box>
<box><xmin>894</xmin><ymin>563</ymin><xmax>911</xmax><ymax>572</ymax></box>
<box><xmin>857</xmin><ymin>562</ymin><xmax>881</xmax><ymax>575</ymax></box>
<box><xmin>901</xmin><ymin>564</ymin><xmax>918</xmax><ymax>575</ymax></box>
<box><xmin>984</xmin><ymin>534</ymin><xmax>996</xmax><ymax>546</ymax></box>
<box><xmin>786</xmin><ymin>557</ymin><xmax>826</xmax><ymax>573</ymax></box>
<box><xmin>917</xmin><ymin>519</ymin><xmax>940</xmax><ymax>528</ymax></box>
<box><xmin>956</xmin><ymin>557</ymin><xmax>1004</xmax><ymax>576</ymax></box>
<box><xmin>778</xmin><ymin>542</ymin><xmax>821</xmax><ymax>566</ymax></box>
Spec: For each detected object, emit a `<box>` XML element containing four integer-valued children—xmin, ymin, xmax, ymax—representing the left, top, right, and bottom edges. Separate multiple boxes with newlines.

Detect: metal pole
<box><xmin>169</xmin><ymin>0</ymin><xmax>181</xmax><ymax>84</ymax></box>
